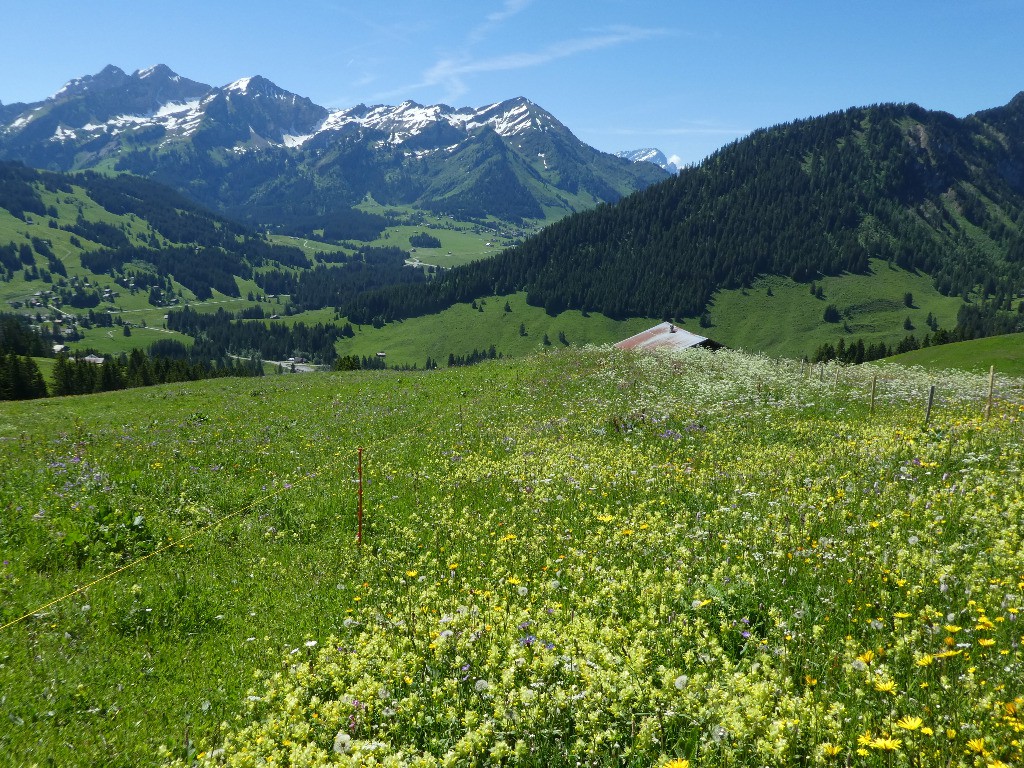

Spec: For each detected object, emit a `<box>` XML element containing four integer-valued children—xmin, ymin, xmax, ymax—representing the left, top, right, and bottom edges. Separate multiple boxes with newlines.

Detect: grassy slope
<box><xmin>684</xmin><ymin>259</ymin><xmax>964</xmax><ymax>359</ymax></box>
<box><xmin>2</xmin><ymin>349</ymin><xmax>1023</xmax><ymax>766</ymax></box>
<box><xmin>886</xmin><ymin>332</ymin><xmax>1024</xmax><ymax>376</ymax></box>
<box><xmin>335</xmin><ymin>291</ymin><xmax>658</xmax><ymax>367</ymax></box>
<box><xmin>356</xmin><ymin>197</ymin><xmax>539</xmax><ymax>269</ymax></box>
<box><xmin>0</xmin><ymin>186</ymin><xmax>332</xmax><ymax>356</ymax></box>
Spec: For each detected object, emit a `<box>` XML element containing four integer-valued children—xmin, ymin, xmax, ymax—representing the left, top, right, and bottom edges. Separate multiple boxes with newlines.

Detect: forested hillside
<box><xmin>343</xmin><ymin>96</ymin><xmax>1024</xmax><ymax>326</ymax></box>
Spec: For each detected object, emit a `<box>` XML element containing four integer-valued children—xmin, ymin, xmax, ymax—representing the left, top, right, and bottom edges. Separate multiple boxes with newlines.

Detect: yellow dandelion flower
<box><xmin>987</xmin><ymin>760</ymin><xmax>1010</xmax><ymax>768</ymax></box>
<box><xmin>920</xmin><ymin>727</ymin><xmax>934</xmax><ymax>736</ymax></box>
<box><xmin>874</xmin><ymin>679</ymin><xmax>898</xmax><ymax>694</ymax></box>
<box><xmin>857</xmin><ymin>649</ymin><xmax>875</xmax><ymax>664</ymax></box>
<box><xmin>821</xmin><ymin>742</ymin><xmax>842</xmax><ymax>756</ymax></box>
<box><xmin>857</xmin><ymin>731</ymin><xmax>874</xmax><ymax>746</ymax></box>
<box><xmin>664</xmin><ymin>760</ymin><xmax>690</xmax><ymax>768</ymax></box>
<box><xmin>869</xmin><ymin>736</ymin><xmax>902</xmax><ymax>751</ymax></box>
<box><xmin>895</xmin><ymin>715</ymin><xmax>923</xmax><ymax>731</ymax></box>
<box><xmin>405</xmin><ymin>570</ymin><xmax>418</xmax><ymax>578</ymax></box>
<box><xmin>967</xmin><ymin>738</ymin><xmax>987</xmax><ymax>754</ymax></box>
<box><xmin>978</xmin><ymin>638</ymin><xmax>996</xmax><ymax>647</ymax></box>
<box><xmin>916</xmin><ymin>653</ymin><xmax>935</xmax><ymax>666</ymax></box>
<box><xmin>944</xmin><ymin>624</ymin><xmax>962</xmax><ymax>633</ymax></box>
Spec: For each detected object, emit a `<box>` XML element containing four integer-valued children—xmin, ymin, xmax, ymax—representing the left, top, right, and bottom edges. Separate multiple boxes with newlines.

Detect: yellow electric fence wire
<box><xmin>0</xmin><ymin>446</ymin><xmax>362</xmax><ymax>634</ymax></box>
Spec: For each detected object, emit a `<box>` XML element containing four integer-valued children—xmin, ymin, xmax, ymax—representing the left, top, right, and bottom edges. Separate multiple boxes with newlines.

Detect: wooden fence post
<box><xmin>357</xmin><ymin>447</ymin><xmax>364</xmax><ymax>545</ymax></box>
<box><xmin>870</xmin><ymin>373</ymin><xmax>877</xmax><ymax>417</ymax></box>
<box><xmin>925</xmin><ymin>385</ymin><xmax>935</xmax><ymax>425</ymax></box>
<box><xmin>986</xmin><ymin>365</ymin><xmax>995</xmax><ymax>420</ymax></box>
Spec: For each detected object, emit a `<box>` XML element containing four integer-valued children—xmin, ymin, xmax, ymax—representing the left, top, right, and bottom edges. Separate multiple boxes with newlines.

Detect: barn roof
<box><xmin>614</xmin><ymin>322</ymin><xmax>722</xmax><ymax>352</ymax></box>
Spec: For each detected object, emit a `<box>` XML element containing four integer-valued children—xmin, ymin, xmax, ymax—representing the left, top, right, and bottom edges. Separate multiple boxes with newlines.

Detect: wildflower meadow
<box><xmin>1</xmin><ymin>347</ymin><xmax>1023</xmax><ymax>767</ymax></box>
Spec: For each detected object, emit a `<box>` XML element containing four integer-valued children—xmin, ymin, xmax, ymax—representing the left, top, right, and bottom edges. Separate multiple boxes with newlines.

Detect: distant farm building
<box><xmin>614</xmin><ymin>323</ymin><xmax>722</xmax><ymax>353</ymax></box>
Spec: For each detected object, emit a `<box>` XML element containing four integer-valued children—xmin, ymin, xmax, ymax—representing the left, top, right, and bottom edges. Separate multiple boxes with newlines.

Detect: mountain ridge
<box><xmin>0</xmin><ymin>64</ymin><xmax>669</xmax><ymax>228</ymax></box>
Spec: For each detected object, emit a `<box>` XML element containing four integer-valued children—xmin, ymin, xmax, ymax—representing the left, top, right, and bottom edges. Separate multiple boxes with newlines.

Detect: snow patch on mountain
<box><xmin>282</xmin><ymin>133</ymin><xmax>313</xmax><ymax>148</ymax></box>
<box><xmin>51</xmin><ymin>126</ymin><xmax>77</xmax><ymax>142</ymax></box>
<box><xmin>57</xmin><ymin>98</ymin><xmax>205</xmax><ymax>143</ymax></box>
<box><xmin>52</xmin><ymin>79</ymin><xmax>87</xmax><ymax>100</ymax></box>
<box><xmin>616</xmin><ymin>148</ymin><xmax>680</xmax><ymax>173</ymax></box>
<box><xmin>226</xmin><ymin>77</ymin><xmax>254</xmax><ymax>94</ymax></box>
<box><xmin>459</xmin><ymin>102</ymin><xmax>536</xmax><ymax>136</ymax></box>
<box><xmin>308</xmin><ymin>98</ymin><xmax>551</xmax><ymax>147</ymax></box>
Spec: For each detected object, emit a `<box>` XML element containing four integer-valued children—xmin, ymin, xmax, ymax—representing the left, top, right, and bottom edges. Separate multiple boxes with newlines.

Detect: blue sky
<box><xmin>3</xmin><ymin>0</ymin><xmax>1023</xmax><ymax>165</ymax></box>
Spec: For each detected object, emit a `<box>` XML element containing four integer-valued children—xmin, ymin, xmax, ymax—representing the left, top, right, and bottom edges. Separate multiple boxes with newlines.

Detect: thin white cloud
<box><xmin>607</xmin><ymin>123</ymin><xmax>751</xmax><ymax>137</ymax></box>
<box><xmin>468</xmin><ymin>0</ymin><xmax>534</xmax><ymax>44</ymax></box>
<box><xmin>412</xmin><ymin>26</ymin><xmax>667</xmax><ymax>101</ymax></box>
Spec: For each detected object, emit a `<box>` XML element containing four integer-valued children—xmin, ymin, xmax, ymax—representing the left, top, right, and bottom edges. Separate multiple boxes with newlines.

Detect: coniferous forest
<box><xmin>341</xmin><ymin>98</ymin><xmax>1024</xmax><ymax>326</ymax></box>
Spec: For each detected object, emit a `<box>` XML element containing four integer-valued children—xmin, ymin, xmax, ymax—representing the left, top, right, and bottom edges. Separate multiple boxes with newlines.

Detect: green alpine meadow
<box><xmin>2</xmin><ymin>346</ymin><xmax>1023</xmax><ymax>766</ymax></box>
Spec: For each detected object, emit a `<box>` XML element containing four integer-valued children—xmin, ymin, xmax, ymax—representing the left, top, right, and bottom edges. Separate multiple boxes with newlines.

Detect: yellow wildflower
<box><xmin>895</xmin><ymin>715</ymin><xmax>923</xmax><ymax>731</ymax></box>
<box><xmin>870</xmin><ymin>736</ymin><xmax>902</xmax><ymax>751</ymax></box>
<box><xmin>874</xmin><ymin>679</ymin><xmax>898</xmax><ymax>694</ymax></box>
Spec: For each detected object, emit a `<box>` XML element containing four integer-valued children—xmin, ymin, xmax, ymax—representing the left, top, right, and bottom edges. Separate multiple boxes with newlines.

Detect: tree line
<box><xmin>0</xmin><ymin>313</ymin><xmax>266</xmax><ymax>401</ymax></box>
<box><xmin>166</xmin><ymin>306</ymin><xmax>343</xmax><ymax>365</ymax></box>
<box><xmin>49</xmin><ymin>348</ymin><xmax>263</xmax><ymax>397</ymax></box>
<box><xmin>812</xmin><ymin>299</ymin><xmax>1024</xmax><ymax>363</ymax></box>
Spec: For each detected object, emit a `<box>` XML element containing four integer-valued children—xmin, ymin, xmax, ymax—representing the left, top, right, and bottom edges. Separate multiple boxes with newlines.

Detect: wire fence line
<box><xmin>0</xmin><ymin>445</ymin><xmax>366</xmax><ymax>634</ymax></box>
<box><xmin>3</xmin><ymin>353</ymin><xmax>1020</xmax><ymax>635</ymax></box>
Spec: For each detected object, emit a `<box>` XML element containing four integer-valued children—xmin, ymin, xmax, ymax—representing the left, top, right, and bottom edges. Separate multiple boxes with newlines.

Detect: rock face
<box><xmin>0</xmin><ymin>65</ymin><xmax>668</xmax><ymax>226</ymax></box>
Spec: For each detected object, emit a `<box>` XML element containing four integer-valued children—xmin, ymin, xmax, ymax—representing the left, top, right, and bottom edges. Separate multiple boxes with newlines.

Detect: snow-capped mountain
<box><xmin>0</xmin><ymin>65</ymin><xmax>668</xmax><ymax>227</ymax></box>
<box><xmin>615</xmin><ymin>148</ymin><xmax>680</xmax><ymax>174</ymax></box>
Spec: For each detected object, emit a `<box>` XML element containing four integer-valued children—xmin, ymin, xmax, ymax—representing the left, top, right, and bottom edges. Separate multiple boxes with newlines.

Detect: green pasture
<box><xmin>887</xmin><ymin>332</ymin><xmax>1024</xmax><ymax>376</ymax></box>
<box><xmin>335</xmin><ymin>292</ymin><xmax>658</xmax><ymax>367</ymax></box>
<box><xmin>689</xmin><ymin>260</ymin><xmax>965</xmax><ymax>359</ymax></box>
